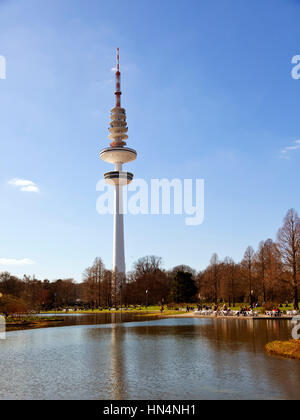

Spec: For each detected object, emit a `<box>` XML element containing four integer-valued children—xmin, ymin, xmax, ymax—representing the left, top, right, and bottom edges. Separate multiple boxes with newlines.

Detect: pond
<box><xmin>0</xmin><ymin>315</ymin><xmax>299</xmax><ymax>400</ymax></box>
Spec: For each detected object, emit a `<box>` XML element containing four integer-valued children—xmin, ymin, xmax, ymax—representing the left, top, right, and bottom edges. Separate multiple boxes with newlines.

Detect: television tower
<box><xmin>100</xmin><ymin>49</ymin><xmax>137</xmax><ymax>305</ymax></box>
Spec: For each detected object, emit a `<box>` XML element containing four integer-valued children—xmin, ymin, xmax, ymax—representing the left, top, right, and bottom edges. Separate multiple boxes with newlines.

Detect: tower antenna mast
<box><xmin>115</xmin><ymin>48</ymin><xmax>122</xmax><ymax>108</ymax></box>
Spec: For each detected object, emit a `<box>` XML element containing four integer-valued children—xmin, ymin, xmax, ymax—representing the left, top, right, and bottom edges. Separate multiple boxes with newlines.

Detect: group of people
<box><xmin>196</xmin><ymin>304</ymin><xmax>213</xmax><ymax>312</ymax></box>
<box><xmin>196</xmin><ymin>304</ymin><xmax>230</xmax><ymax>313</ymax></box>
<box><xmin>196</xmin><ymin>303</ymin><xmax>255</xmax><ymax>316</ymax></box>
<box><xmin>268</xmin><ymin>306</ymin><xmax>282</xmax><ymax>317</ymax></box>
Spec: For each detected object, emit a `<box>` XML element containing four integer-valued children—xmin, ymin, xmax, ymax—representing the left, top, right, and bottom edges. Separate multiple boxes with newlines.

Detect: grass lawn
<box><xmin>41</xmin><ymin>306</ymin><xmax>177</xmax><ymax>315</ymax></box>
<box><xmin>266</xmin><ymin>340</ymin><xmax>300</xmax><ymax>360</ymax></box>
<box><xmin>40</xmin><ymin>304</ymin><xmax>197</xmax><ymax>315</ymax></box>
<box><xmin>39</xmin><ymin>302</ymin><xmax>300</xmax><ymax>315</ymax></box>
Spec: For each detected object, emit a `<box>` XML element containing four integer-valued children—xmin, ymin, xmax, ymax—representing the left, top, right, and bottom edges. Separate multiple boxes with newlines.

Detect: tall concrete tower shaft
<box><xmin>100</xmin><ymin>49</ymin><xmax>137</xmax><ymax>304</ymax></box>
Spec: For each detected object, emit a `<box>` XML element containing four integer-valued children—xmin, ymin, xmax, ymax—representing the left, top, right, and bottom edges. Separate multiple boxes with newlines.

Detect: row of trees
<box><xmin>0</xmin><ymin>273</ymin><xmax>80</xmax><ymax>311</ymax></box>
<box><xmin>1</xmin><ymin>208</ymin><xmax>300</xmax><ymax>313</ymax></box>
<box><xmin>199</xmin><ymin>209</ymin><xmax>299</xmax><ymax>308</ymax></box>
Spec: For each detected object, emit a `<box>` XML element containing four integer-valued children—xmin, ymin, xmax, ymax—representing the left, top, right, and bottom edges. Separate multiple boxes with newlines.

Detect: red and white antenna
<box><xmin>115</xmin><ymin>48</ymin><xmax>122</xmax><ymax>108</ymax></box>
<box><xmin>117</xmin><ymin>48</ymin><xmax>120</xmax><ymax>71</ymax></box>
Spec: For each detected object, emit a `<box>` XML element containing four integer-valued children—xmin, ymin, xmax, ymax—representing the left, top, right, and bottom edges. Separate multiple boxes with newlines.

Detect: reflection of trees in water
<box><xmin>191</xmin><ymin>319</ymin><xmax>299</xmax><ymax>400</ymax></box>
<box><xmin>121</xmin><ymin>319</ymin><xmax>291</xmax><ymax>346</ymax></box>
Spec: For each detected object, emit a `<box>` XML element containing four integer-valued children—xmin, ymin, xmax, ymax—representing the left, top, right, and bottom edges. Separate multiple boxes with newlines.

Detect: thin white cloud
<box><xmin>20</xmin><ymin>185</ymin><xmax>39</xmax><ymax>193</ymax></box>
<box><xmin>8</xmin><ymin>178</ymin><xmax>40</xmax><ymax>193</ymax></box>
<box><xmin>280</xmin><ymin>140</ymin><xmax>300</xmax><ymax>159</ymax></box>
<box><xmin>0</xmin><ymin>258</ymin><xmax>35</xmax><ymax>266</ymax></box>
<box><xmin>9</xmin><ymin>179</ymin><xmax>34</xmax><ymax>187</ymax></box>
<box><xmin>111</xmin><ymin>67</ymin><xmax>117</xmax><ymax>72</ymax></box>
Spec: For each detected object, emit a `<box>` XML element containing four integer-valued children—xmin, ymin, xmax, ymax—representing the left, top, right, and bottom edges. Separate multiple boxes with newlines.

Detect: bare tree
<box><xmin>210</xmin><ymin>253</ymin><xmax>220</xmax><ymax>304</ymax></box>
<box><xmin>264</xmin><ymin>239</ymin><xmax>282</xmax><ymax>303</ymax></box>
<box><xmin>102</xmin><ymin>270</ymin><xmax>112</xmax><ymax>307</ymax></box>
<box><xmin>129</xmin><ymin>256</ymin><xmax>169</xmax><ymax>305</ymax></box>
<box><xmin>82</xmin><ymin>257</ymin><xmax>105</xmax><ymax>307</ymax></box>
<box><xmin>277</xmin><ymin>209</ymin><xmax>300</xmax><ymax>309</ymax></box>
<box><xmin>242</xmin><ymin>246</ymin><xmax>255</xmax><ymax>304</ymax></box>
<box><xmin>223</xmin><ymin>257</ymin><xmax>238</xmax><ymax>306</ymax></box>
<box><xmin>92</xmin><ymin>257</ymin><xmax>104</xmax><ymax>307</ymax></box>
<box><xmin>255</xmin><ymin>241</ymin><xmax>267</xmax><ymax>303</ymax></box>
<box><xmin>133</xmin><ymin>256</ymin><xmax>163</xmax><ymax>277</ymax></box>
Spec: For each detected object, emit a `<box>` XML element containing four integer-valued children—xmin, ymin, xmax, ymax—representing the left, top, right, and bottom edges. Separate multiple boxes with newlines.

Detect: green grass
<box><xmin>39</xmin><ymin>302</ymin><xmax>300</xmax><ymax>315</ymax></box>
<box><xmin>40</xmin><ymin>305</ymin><xmax>195</xmax><ymax>315</ymax></box>
<box><xmin>40</xmin><ymin>308</ymin><xmax>160</xmax><ymax>315</ymax></box>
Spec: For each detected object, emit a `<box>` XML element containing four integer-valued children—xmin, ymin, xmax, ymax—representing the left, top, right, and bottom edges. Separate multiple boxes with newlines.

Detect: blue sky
<box><xmin>0</xmin><ymin>0</ymin><xmax>300</xmax><ymax>281</ymax></box>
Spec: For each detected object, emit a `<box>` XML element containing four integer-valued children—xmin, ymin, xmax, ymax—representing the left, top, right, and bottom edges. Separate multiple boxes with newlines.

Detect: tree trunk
<box><xmin>293</xmin><ymin>266</ymin><xmax>299</xmax><ymax>310</ymax></box>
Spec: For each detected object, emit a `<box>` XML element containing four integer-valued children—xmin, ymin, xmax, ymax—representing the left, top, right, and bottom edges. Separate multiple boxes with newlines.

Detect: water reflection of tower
<box><xmin>110</xmin><ymin>323</ymin><xmax>127</xmax><ymax>399</ymax></box>
<box><xmin>100</xmin><ymin>49</ymin><xmax>137</xmax><ymax>306</ymax></box>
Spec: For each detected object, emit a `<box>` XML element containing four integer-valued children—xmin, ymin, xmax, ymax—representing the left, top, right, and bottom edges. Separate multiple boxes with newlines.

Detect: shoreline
<box><xmin>3</xmin><ymin>311</ymin><xmax>294</xmax><ymax>332</ymax></box>
<box><xmin>5</xmin><ymin>317</ymin><xmax>65</xmax><ymax>332</ymax></box>
<box><xmin>161</xmin><ymin>313</ymin><xmax>293</xmax><ymax>320</ymax></box>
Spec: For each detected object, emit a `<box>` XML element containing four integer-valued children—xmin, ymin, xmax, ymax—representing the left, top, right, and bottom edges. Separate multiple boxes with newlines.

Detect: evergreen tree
<box><xmin>170</xmin><ymin>271</ymin><xmax>198</xmax><ymax>303</ymax></box>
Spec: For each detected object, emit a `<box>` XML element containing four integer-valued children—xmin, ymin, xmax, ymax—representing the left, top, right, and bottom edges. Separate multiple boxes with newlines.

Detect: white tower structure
<box><xmin>100</xmin><ymin>49</ymin><xmax>137</xmax><ymax>304</ymax></box>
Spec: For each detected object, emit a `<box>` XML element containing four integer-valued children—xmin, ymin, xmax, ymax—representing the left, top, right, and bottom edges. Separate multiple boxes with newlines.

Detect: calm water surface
<box><xmin>0</xmin><ymin>315</ymin><xmax>299</xmax><ymax>400</ymax></box>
